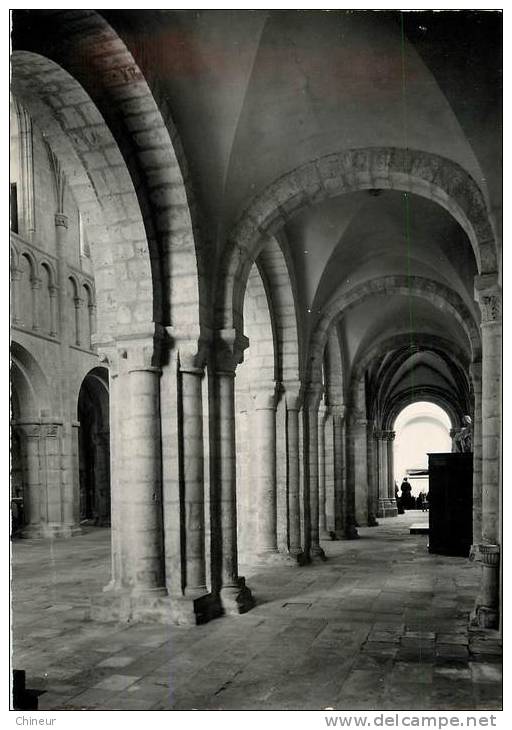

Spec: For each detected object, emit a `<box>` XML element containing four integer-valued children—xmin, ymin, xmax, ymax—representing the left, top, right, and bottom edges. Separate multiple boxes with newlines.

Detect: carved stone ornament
<box><xmin>479</xmin><ymin>294</ymin><xmax>502</xmax><ymax>324</ymax></box>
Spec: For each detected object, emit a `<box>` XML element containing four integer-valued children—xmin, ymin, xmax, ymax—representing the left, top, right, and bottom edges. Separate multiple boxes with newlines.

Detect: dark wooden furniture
<box><xmin>428</xmin><ymin>452</ymin><xmax>473</xmax><ymax>557</ymax></box>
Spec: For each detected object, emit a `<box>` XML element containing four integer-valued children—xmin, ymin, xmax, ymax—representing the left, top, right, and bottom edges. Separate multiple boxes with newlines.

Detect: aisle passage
<box><xmin>11</xmin><ymin>513</ymin><xmax>501</xmax><ymax>711</ymax></box>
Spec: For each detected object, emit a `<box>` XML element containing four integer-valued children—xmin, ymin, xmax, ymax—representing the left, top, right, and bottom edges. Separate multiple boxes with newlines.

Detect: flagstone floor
<box><xmin>11</xmin><ymin>512</ymin><xmax>502</xmax><ymax>711</ymax></box>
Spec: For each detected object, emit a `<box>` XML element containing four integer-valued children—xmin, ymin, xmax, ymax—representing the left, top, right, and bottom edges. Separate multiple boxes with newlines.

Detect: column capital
<box><xmin>251</xmin><ymin>384</ymin><xmax>278</xmax><ymax>410</ymax></box>
<box><xmin>13</xmin><ymin>421</ymin><xmax>41</xmax><ymax>439</ymax></box>
<box><xmin>478</xmin><ymin>543</ymin><xmax>500</xmax><ymax>566</ymax></box>
<box><xmin>115</xmin><ymin>324</ymin><xmax>166</xmax><ymax>373</ymax></box>
<box><xmin>48</xmin><ymin>284</ymin><xmax>58</xmax><ymax>298</ymax></box>
<box><xmin>382</xmin><ymin>429</ymin><xmax>395</xmax><ymax>441</ymax></box>
<box><xmin>214</xmin><ymin>328</ymin><xmax>248</xmax><ymax>373</ymax></box>
<box><xmin>283</xmin><ymin>381</ymin><xmax>302</xmax><ymax>411</ymax></box>
<box><xmin>167</xmin><ymin>325</ymin><xmax>210</xmax><ymax>373</ymax></box>
<box><xmin>98</xmin><ymin>346</ymin><xmax>120</xmax><ymax>377</ymax></box>
<box><xmin>30</xmin><ymin>276</ymin><xmax>42</xmax><ymax>290</ymax></box>
<box><xmin>43</xmin><ymin>423</ymin><xmax>60</xmax><ymax>439</ymax></box>
<box><xmin>331</xmin><ymin>404</ymin><xmax>346</xmax><ymax>420</ymax></box>
<box><xmin>54</xmin><ymin>213</ymin><xmax>68</xmax><ymax>228</ymax></box>
<box><xmin>474</xmin><ymin>274</ymin><xmax>501</xmax><ymax>324</ymax></box>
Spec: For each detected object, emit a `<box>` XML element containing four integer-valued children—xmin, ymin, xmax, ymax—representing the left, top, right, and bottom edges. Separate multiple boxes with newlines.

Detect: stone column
<box><xmin>386</xmin><ymin>431</ymin><xmax>398</xmax><ymax>515</ymax></box>
<box><xmin>15</xmin><ymin>423</ymin><xmax>41</xmax><ymax>535</ymax></box>
<box><xmin>318</xmin><ymin>400</ymin><xmax>331</xmax><ymax>540</ymax></box>
<box><xmin>43</xmin><ymin>422</ymin><xmax>64</xmax><ymax>532</ymax></box>
<box><xmin>470</xmin><ymin>361</ymin><xmax>483</xmax><ymax>547</ymax></box>
<box><xmin>353</xmin><ymin>418</ymin><xmax>370</xmax><ymax>526</ymax></box>
<box><xmin>55</xmin><ymin>213</ymin><xmax>80</xmax><ymax>536</ymax></box>
<box><xmin>250</xmin><ymin>386</ymin><xmax>296</xmax><ymax>565</ymax></box>
<box><xmin>344</xmin><ymin>411</ymin><xmax>360</xmax><ymax>539</ymax></box>
<box><xmin>285</xmin><ymin>388</ymin><xmax>304</xmax><ymax>561</ymax></box>
<box><xmin>118</xmin><ymin>338</ymin><xmax>165</xmax><ymax>595</ymax></box>
<box><xmin>332</xmin><ymin>405</ymin><xmax>347</xmax><ymax>538</ymax></box>
<box><xmin>88</xmin><ymin>302</ymin><xmax>97</xmax><ymax>346</ymax></box>
<box><xmin>179</xmin><ymin>358</ymin><xmax>207</xmax><ymax>595</ymax></box>
<box><xmin>48</xmin><ymin>285</ymin><xmax>58</xmax><ymax>338</ymax></box>
<box><xmin>30</xmin><ymin>276</ymin><xmax>41</xmax><ymax>332</ymax></box>
<box><xmin>472</xmin><ymin>275</ymin><xmax>501</xmax><ymax>628</ymax></box>
<box><xmin>73</xmin><ymin>296</ymin><xmax>83</xmax><ymax>347</ymax></box>
<box><xmin>305</xmin><ymin>383</ymin><xmax>326</xmax><ymax>561</ymax></box>
<box><xmin>55</xmin><ymin>214</ymin><xmax>69</xmax><ymax>342</ymax></box>
<box><xmin>91</xmin><ymin>335</ymin><xmax>172</xmax><ymax>623</ymax></box>
<box><xmin>11</xmin><ymin>266</ymin><xmax>23</xmax><ymax>327</ymax></box>
<box><xmin>375</xmin><ymin>430</ymin><xmax>388</xmax><ymax>517</ymax></box>
<box><xmin>100</xmin><ymin>351</ymin><xmax>122</xmax><ymax>592</ymax></box>
<box><xmin>367</xmin><ymin>426</ymin><xmax>379</xmax><ymax>526</ymax></box>
<box><xmin>376</xmin><ymin>430</ymin><xmax>398</xmax><ymax>517</ymax></box>
<box><xmin>213</xmin><ymin>330</ymin><xmax>254</xmax><ymax>614</ymax></box>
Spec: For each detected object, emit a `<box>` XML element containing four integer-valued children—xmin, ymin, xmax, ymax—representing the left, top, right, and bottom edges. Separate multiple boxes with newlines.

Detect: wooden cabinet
<box><xmin>428</xmin><ymin>452</ymin><xmax>473</xmax><ymax>557</ymax></box>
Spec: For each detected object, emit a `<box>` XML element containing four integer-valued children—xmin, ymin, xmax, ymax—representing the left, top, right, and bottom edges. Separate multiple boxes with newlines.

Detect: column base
<box><xmin>377</xmin><ymin>499</ymin><xmax>399</xmax><ymax>518</ymax></box>
<box><xmin>469</xmin><ymin>543</ymin><xmax>500</xmax><ymax>631</ymax></box>
<box><xmin>89</xmin><ymin>587</ymin><xmax>222</xmax><ymax>626</ymax></box>
<box><xmin>367</xmin><ymin>513</ymin><xmax>379</xmax><ymax>527</ymax></box>
<box><xmin>470</xmin><ymin>605</ymin><xmax>499</xmax><ymax>630</ymax></box>
<box><xmin>220</xmin><ymin>576</ymin><xmax>255</xmax><ymax>615</ymax></box>
<box><xmin>310</xmin><ymin>545</ymin><xmax>327</xmax><ymax>562</ymax></box>
<box><xmin>18</xmin><ymin>523</ymin><xmax>82</xmax><ymax>539</ymax></box>
<box><xmin>325</xmin><ymin>530</ymin><xmax>341</xmax><ymax>541</ymax></box>
<box><xmin>345</xmin><ymin>524</ymin><xmax>360</xmax><ymax>540</ymax></box>
<box><xmin>255</xmin><ymin>550</ymin><xmax>300</xmax><ymax>567</ymax></box>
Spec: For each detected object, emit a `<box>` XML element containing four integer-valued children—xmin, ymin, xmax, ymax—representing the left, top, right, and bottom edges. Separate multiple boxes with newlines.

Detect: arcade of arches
<box><xmin>10</xmin><ymin>9</ymin><xmax>502</xmax><ymax>710</ymax></box>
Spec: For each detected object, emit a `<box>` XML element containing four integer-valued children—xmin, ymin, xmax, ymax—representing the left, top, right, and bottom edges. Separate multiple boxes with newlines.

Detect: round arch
<box><xmin>386</xmin><ymin>390</ymin><xmax>462</xmax><ymax>432</ymax></box>
<box><xmin>12</xmin><ymin>7</ymin><xmax>204</xmax><ymax>342</ymax></box>
<box><xmin>254</xmin><ymin>236</ymin><xmax>301</xmax><ymax>387</ymax></box>
<box><xmin>308</xmin><ymin>275</ymin><xmax>481</xmax><ymax>384</ymax></box>
<box><xmin>11</xmin><ymin>340</ymin><xmax>51</xmax><ymax>419</ymax></box>
<box><xmin>216</xmin><ymin>147</ymin><xmax>497</xmax><ymax>334</ymax></box>
<box><xmin>77</xmin><ymin>366</ymin><xmax>110</xmax><ymax>525</ymax></box>
<box><xmin>349</xmin><ymin>333</ymin><xmax>471</xmax><ymax>429</ymax></box>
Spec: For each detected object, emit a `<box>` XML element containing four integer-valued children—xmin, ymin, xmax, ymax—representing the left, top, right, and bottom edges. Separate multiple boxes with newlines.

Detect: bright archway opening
<box><xmin>393</xmin><ymin>402</ymin><xmax>452</xmax><ymax>503</ymax></box>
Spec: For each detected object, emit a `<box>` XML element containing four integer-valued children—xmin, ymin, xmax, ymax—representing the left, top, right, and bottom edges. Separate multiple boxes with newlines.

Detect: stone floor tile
<box><xmin>11</xmin><ymin>513</ymin><xmax>502</xmax><ymax>712</ymax></box>
<box><xmin>391</xmin><ymin>661</ymin><xmax>434</xmax><ymax>684</ymax></box>
<box><xmin>92</xmin><ymin>673</ymin><xmax>140</xmax><ymax>691</ymax></box>
<box><xmin>470</xmin><ymin>663</ymin><xmax>502</xmax><ymax>684</ymax></box>
<box><xmin>97</xmin><ymin>655</ymin><xmax>136</xmax><ymax>668</ymax></box>
<box><xmin>434</xmin><ymin>665</ymin><xmax>471</xmax><ymax>680</ymax></box>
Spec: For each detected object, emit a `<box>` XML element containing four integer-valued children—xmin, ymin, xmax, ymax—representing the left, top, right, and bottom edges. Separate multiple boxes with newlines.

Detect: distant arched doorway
<box><xmin>77</xmin><ymin>367</ymin><xmax>110</xmax><ymax>526</ymax></box>
<box><xmin>393</xmin><ymin>402</ymin><xmax>452</xmax><ymax>507</ymax></box>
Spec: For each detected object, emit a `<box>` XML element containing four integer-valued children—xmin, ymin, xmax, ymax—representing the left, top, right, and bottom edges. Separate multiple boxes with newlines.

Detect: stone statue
<box><xmin>455</xmin><ymin>415</ymin><xmax>473</xmax><ymax>453</ymax></box>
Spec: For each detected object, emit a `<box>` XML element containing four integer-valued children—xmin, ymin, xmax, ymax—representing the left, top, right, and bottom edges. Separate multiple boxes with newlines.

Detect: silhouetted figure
<box><xmin>400</xmin><ymin>477</ymin><xmax>414</xmax><ymax>510</ymax></box>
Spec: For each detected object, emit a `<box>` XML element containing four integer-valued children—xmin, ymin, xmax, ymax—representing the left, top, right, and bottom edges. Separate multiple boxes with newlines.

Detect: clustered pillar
<box><xmin>179</xmin><ymin>359</ymin><xmax>207</xmax><ymax>597</ymax></box>
<box><xmin>376</xmin><ymin>429</ymin><xmax>398</xmax><ymax>518</ymax></box>
<box><xmin>285</xmin><ymin>389</ymin><xmax>304</xmax><ymax>561</ymax></box>
<box><xmin>473</xmin><ymin>275</ymin><xmax>501</xmax><ymax>629</ymax></box>
<box><xmin>304</xmin><ymin>383</ymin><xmax>326</xmax><ymax>561</ymax></box>
<box><xmin>470</xmin><ymin>361</ymin><xmax>483</xmax><ymax>549</ymax></box>
<box><xmin>120</xmin><ymin>344</ymin><xmax>165</xmax><ymax>595</ymax></box>
<box><xmin>251</xmin><ymin>386</ymin><xmax>296</xmax><ymax>565</ymax></box>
